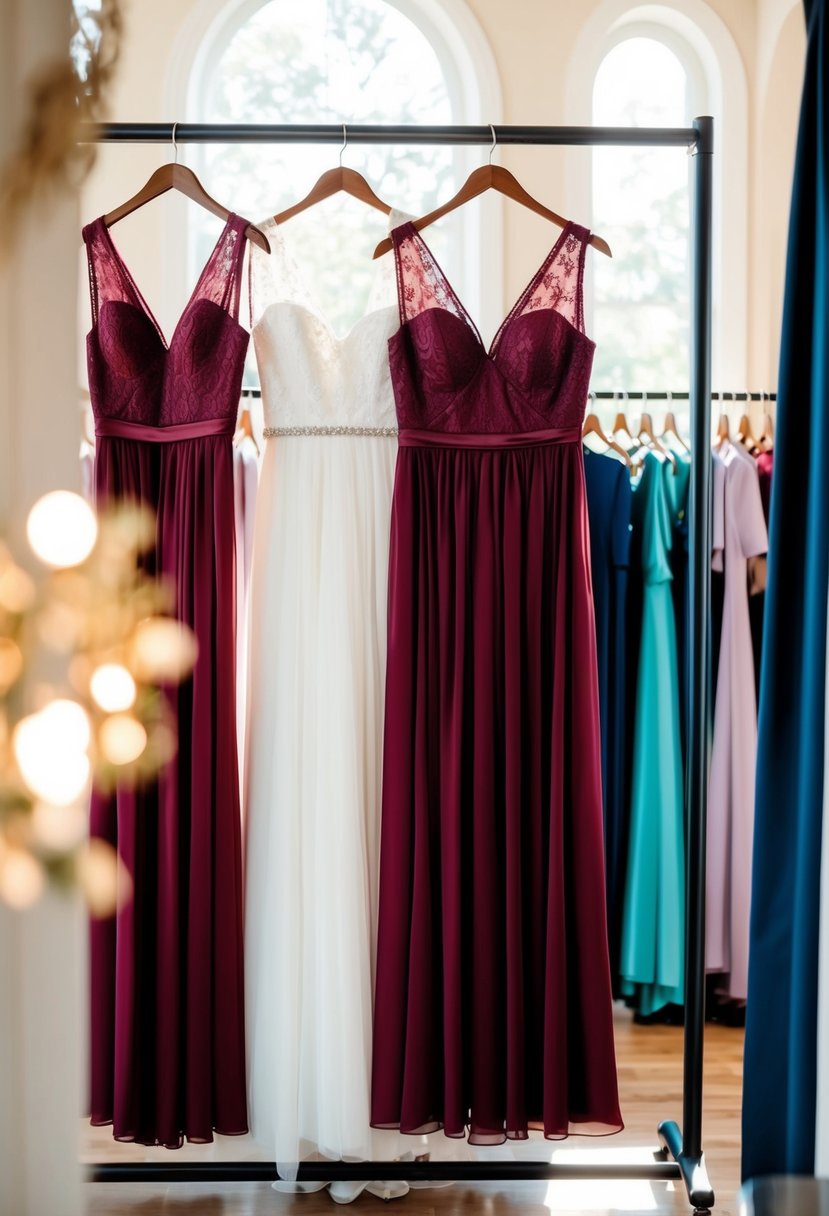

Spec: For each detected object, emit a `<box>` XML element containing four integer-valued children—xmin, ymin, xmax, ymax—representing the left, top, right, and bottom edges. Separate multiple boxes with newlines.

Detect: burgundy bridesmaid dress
<box><xmin>83</xmin><ymin>215</ymin><xmax>249</xmax><ymax>1147</ymax></box>
<box><xmin>371</xmin><ymin>221</ymin><xmax>622</xmax><ymax>1143</ymax></box>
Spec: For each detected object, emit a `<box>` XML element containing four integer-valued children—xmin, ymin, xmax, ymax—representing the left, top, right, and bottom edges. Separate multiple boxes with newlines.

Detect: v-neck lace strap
<box><xmin>83</xmin><ymin>213</ymin><xmax>249</xmax><ymax>344</ymax></box>
<box><xmin>82</xmin><ymin>213</ymin><xmax>251</xmax><ymax>429</ymax></box>
<box><xmin>391</xmin><ymin>221</ymin><xmax>474</xmax><ymax>334</ymax></box>
<box><xmin>489</xmin><ymin>222</ymin><xmax>590</xmax><ymax>353</ymax></box>
<box><xmin>391</xmin><ymin>219</ymin><xmax>591</xmax><ymax>354</ymax></box>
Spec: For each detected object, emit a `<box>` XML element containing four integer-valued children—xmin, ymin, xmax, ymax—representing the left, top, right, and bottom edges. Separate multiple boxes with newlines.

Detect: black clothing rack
<box><xmin>86</xmin><ymin>119</ymin><xmax>716</xmax><ymax>1215</ymax></box>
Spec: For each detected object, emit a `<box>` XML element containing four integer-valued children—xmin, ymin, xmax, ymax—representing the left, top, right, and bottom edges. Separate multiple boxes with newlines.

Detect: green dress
<box><xmin>619</xmin><ymin>451</ymin><xmax>685</xmax><ymax>1015</ymax></box>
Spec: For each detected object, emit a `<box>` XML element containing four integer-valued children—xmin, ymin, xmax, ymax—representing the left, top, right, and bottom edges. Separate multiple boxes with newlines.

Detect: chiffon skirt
<box><xmin>89</xmin><ymin>433</ymin><xmax>247</xmax><ymax>1148</ymax></box>
<box><xmin>371</xmin><ymin>438</ymin><xmax>623</xmax><ymax>1143</ymax></box>
<box><xmin>244</xmin><ymin>434</ymin><xmax>403</xmax><ymax>1171</ymax></box>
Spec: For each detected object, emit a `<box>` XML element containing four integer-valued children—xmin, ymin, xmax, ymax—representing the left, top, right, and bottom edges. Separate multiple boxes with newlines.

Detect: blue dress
<box><xmin>583</xmin><ymin>448</ymin><xmax>632</xmax><ymax>983</ymax></box>
<box><xmin>619</xmin><ymin>451</ymin><xmax>685</xmax><ymax>1015</ymax></box>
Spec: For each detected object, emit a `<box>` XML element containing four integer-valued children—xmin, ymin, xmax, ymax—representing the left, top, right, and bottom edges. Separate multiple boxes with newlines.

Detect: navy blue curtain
<box><xmin>742</xmin><ymin>0</ymin><xmax>829</xmax><ymax>1181</ymax></box>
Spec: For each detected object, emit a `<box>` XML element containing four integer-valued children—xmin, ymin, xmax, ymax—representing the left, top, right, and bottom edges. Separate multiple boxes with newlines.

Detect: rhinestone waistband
<box><xmin>263</xmin><ymin>425</ymin><xmax>398</xmax><ymax>439</ymax></box>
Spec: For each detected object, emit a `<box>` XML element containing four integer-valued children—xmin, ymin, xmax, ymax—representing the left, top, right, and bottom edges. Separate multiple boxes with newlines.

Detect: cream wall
<box><xmin>80</xmin><ymin>0</ymin><xmax>805</xmax><ymax>401</ymax></box>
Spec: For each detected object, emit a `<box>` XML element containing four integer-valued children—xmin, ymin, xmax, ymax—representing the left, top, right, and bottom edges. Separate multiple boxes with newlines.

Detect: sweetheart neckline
<box><xmin>94</xmin><ymin>214</ymin><xmax>241</xmax><ymax>354</ymax></box>
<box><xmin>394</xmin><ymin>219</ymin><xmax>593</xmax><ymax>360</ymax></box>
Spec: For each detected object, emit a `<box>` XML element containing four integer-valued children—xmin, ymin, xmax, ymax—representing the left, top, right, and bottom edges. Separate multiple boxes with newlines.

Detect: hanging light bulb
<box><xmin>90</xmin><ymin>663</ymin><xmax>137</xmax><ymax>713</ymax></box>
<box><xmin>13</xmin><ymin>699</ymin><xmax>91</xmax><ymax>806</ymax></box>
<box><xmin>99</xmin><ymin>714</ymin><xmax>147</xmax><ymax>765</ymax></box>
<box><xmin>26</xmin><ymin>491</ymin><xmax>98</xmax><ymax>569</ymax></box>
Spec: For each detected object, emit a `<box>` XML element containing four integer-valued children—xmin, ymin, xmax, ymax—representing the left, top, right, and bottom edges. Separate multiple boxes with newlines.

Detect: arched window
<box><xmin>171</xmin><ymin>0</ymin><xmax>499</xmax><ymax>344</ymax></box>
<box><xmin>591</xmin><ymin>35</ymin><xmax>696</xmax><ymax>406</ymax></box>
<box><xmin>567</xmin><ymin>2</ymin><xmax>749</xmax><ymax>426</ymax></box>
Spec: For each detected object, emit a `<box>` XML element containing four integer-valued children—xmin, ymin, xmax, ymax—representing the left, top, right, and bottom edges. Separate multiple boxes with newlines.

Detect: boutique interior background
<box><xmin>79</xmin><ymin>0</ymin><xmax>804</xmax><ymax>419</ymax></box>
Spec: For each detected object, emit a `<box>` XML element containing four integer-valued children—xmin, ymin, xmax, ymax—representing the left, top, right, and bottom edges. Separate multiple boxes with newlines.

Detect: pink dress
<box><xmin>83</xmin><ymin>215</ymin><xmax>249</xmax><ymax>1147</ymax></box>
<box><xmin>707</xmin><ymin>441</ymin><xmax>768</xmax><ymax>1000</ymax></box>
<box><xmin>371</xmin><ymin>221</ymin><xmax>622</xmax><ymax>1143</ymax></box>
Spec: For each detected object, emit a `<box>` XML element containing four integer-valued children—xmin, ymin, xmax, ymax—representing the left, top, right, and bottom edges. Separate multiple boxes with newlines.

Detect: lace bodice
<box><xmin>389</xmin><ymin>220</ymin><xmax>595</xmax><ymax>434</ymax></box>
<box><xmin>82</xmin><ymin>215</ymin><xmax>250</xmax><ymax>428</ymax></box>
<box><xmin>250</xmin><ymin>212</ymin><xmax>409</xmax><ymax>430</ymax></box>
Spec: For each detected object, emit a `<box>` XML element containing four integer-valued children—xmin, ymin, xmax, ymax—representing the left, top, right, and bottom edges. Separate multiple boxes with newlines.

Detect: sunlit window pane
<box><xmin>591</xmin><ymin>37</ymin><xmax>691</xmax><ymax>409</ymax></box>
<box><xmin>193</xmin><ymin>0</ymin><xmax>458</xmax><ymax>345</ymax></box>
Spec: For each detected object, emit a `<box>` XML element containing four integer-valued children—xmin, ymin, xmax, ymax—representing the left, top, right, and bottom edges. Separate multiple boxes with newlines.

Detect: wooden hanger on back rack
<box><xmin>582</xmin><ymin>395</ymin><xmax>632</xmax><ymax>466</ymax></box>
<box><xmin>373</xmin><ymin>125</ymin><xmax>612</xmax><ymax>259</ymax></box>
<box><xmin>758</xmin><ymin>396</ymin><xmax>775</xmax><ymax>451</ymax></box>
<box><xmin>273</xmin><ymin>124</ymin><xmax>390</xmax><ymax>224</ymax></box>
<box><xmin>103</xmin><ymin>123</ymin><xmax>270</xmax><ymax>253</ymax></box>
<box><xmin>638</xmin><ymin>396</ymin><xmax>677</xmax><ymax>471</ymax></box>
<box><xmin>714</xmin><ymin>394</ymin><xmax>733</xmax><ymax>449</ymax></box>
<box><xmin>660</xmin><ymin>391</ymin><xmax>690</xmax><ymax>451</ymax></box>
<box><xmin>736</xmin><ymin>408</ymin><xmax>757</xmax><ymax>451</ymax></box>
<box><xmin>611</xmin><ymin>392</ymin><xmax>640</xmax><ymax>453</ymax></box>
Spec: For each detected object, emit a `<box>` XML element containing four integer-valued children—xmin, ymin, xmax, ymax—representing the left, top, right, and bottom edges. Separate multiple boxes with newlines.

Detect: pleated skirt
<box><xmin>371</xmin><ymin>438</ymin><xmax>623</xmax><ymax>1143</ymax></box>
<box><xmin>89</xmin><ymin>433</ymin><xmax>247</xmax><ymax>1148</ymax></box>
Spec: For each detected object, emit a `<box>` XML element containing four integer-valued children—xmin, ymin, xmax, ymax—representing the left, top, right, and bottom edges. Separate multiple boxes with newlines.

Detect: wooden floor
<box><xmin>83</xmin><ymin>1007</ymin><xmax>744</xmax><ymax>1216</ymax></box>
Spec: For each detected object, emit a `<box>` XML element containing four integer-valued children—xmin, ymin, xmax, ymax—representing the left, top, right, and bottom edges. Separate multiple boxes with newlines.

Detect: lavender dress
<box><xmin>82</xmin><ymin>215</ymin><xmax>249</xmax><ymax>1147</ymax></box>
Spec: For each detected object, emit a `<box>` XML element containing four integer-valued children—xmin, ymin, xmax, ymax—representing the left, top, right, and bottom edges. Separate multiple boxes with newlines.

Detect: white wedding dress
<box><xmin>243</xmin><ymin>210</ymin><xmax>410</xmax><ymax>1201</ymax></box>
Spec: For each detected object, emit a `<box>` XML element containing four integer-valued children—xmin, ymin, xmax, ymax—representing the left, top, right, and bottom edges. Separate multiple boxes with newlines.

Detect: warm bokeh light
<box><xmin>0</xmin><ymin>560</ymin><xmax>36</xmax><ymax>614</ymax></box>
<box><xmin>0</xmin><ymin>846</ymin><xmax>46</xmax><ymax>909</ymax></box>
<box><xmin>90</xmin><ymin>662</ymin><xmax>137</xmax><ymax>713</ymax></box>
<box><xmin>30</xmin><ymin>802</ymin><xmax>88</xmax><ymax>852</ymax></box>
<box><xmin>131</xmin><ymin>617</ymin><xmax>198</xmax><ymax>683</ymax></box>
<box><xmin>0</xmin><ymin>638</ymin><xmax>23</xmax><ymax>692</ymax></box>
<box><xmin>76</xmin><ymin>838</ymin><xmax>132</xmax><ymax>918</ymax></box>
<box><xmin>13</xmin><ymin>699</ymin><xmax>92</xmax><ymax>806</ymax></box>
<box><xmin>26</xmin><ymin>491</ymin><xmax>98</xmax><ymax>569</ymax></box>
<box><xmin>99</xmin><ymin>713</ymin><xmax>147</xmax><ymax>765</ymax></box>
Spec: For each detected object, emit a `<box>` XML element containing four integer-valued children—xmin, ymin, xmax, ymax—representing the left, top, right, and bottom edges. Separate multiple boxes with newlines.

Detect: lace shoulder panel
<box><xmin>509</xmin><ymin>223</ymin><xmax>590</xmax><ymax>335</ymax></box>
<box><xmin>390</xmin><ymin>222</ymin><xmax>468</xmax><ymax>328</ymax></box>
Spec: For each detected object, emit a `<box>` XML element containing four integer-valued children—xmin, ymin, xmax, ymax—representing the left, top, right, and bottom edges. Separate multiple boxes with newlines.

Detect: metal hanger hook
<box><xmin>171</xmin><ymin>121</ymin><xmax>179</xmax><ymax>164</ymax></box>
<box><xmin>489</xmin><ymin>124</ymin><xmax>497</xmax><ymax>164</ymax></box>
<box><xmin>339</xmin><ymin>123</ymin><xmax>347</xmax><ymax>167</ymax></box>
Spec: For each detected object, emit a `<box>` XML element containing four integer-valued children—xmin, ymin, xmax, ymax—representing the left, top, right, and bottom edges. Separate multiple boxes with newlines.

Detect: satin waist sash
<box><xmin>398</xmin><ymin>425</ymin><xmax>582</xmax><ymax>450</ymax></box>
<box><xmin>95</xmin><ymin>416</ymin><xmax>235</xmax><ymax>443</ymax></box>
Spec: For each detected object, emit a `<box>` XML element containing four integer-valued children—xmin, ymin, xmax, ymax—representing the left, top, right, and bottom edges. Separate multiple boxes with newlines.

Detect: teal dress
<box><xmin>619</xmin><ymin>451</ymin><xmax>685</xmax><ymax>1015</ymax></box>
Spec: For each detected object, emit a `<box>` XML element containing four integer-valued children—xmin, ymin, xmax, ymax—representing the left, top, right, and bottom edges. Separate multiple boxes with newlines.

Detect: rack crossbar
<box><xmin>84</xmin><ymin>121</ymin><xmax>700</xmax><ymax>148</ymax></box>
<box><xmin>90</xmin><ymin>1159</ymin><xmax>683</xmax><ymax>1184</ymax></box>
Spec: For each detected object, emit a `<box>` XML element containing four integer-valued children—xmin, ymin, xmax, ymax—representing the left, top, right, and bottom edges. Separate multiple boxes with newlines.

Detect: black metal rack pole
<box><xmin>87</xmin><ymin>119</ymin><xmax>715</xmax><ymax>1214</ymax></box>
<box><xmin>83</xmin><ymin>121</ymin><xmax>698</xmax><ymax>147</ymax></box>
<box><xmin>657</xmin><ymin>114</ymin><xmax>715</xmax><ymax>1214</ymax></box>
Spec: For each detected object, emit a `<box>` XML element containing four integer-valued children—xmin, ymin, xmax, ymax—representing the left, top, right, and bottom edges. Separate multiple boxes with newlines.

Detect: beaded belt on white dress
<box><xmin>263</xmin><ymin>425</ymin><xmax>398</xmax><ymax>438</ymax></box>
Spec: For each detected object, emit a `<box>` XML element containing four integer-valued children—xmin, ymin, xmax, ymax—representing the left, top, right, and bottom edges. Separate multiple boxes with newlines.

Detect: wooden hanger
<box><xmin>235</xmin><ymin>406</ymin><xmax>259</xmax><ymax>455</ymax></box>
<box><xmin>736</xmin><ymin>412</ymin><xmax>756</xmax><ymax>451</ymax></box>
<box><xmin>582</xmin><ymin>408</ymin><xmax>633</xmax><ymax>467</ymax></box>
<box><xmin>660</xmin><ymin>395</ymin><xmax>690</xmax><ymax>451</ymax></box>
<box><xmin>104</xmin><ymin>124</ymin><xmax>270</xmax><ymax>253</ymax></box>
<box><xmin>638</xmin><ymin>407</ymin><xmax>677</xmax><ymax>471</ymax></box>
<box><xmin>758</xmin><ymin>409</ymin><xmax>775</xmax><ymax>451</ymax></box>
<box><xmin>373</xmin><ymin>125</ymin><xmax>611</xmax><ymax>260</ymax></box>
<box><xmin>714</xmin><ymin>413</ymin><xmax>731</xmax><ymax>449</ymax></box>
<box><xmin>274</xmin><ymin>125</ymin><xmax>390</xmax><ymax>225</ymax></box>
<box><xmin>611</xmin><ymin>396</ymin><xmax>640</xmax><ymax>452</ymax></box>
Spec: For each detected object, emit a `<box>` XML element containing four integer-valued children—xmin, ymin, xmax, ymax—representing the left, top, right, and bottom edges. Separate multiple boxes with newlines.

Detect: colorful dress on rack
<box><xmin>243</xmin><ymin>212</ymin><xmax>410</xmax><ymax>1187</ymax></box>
<box><xmin>619</xmin><ymin>450</ymin><xmax>685</xmax><ymax>1016</ymax></box>
<box><xmin>583</xmin><ymin>448</ymin><xmax>633</xmax><ymax>986</ymax></box>
<box><xmin>371</xmin><ymin>221</ymin><xmax>622</xmax><ymax>1143</ymax></box>
<box><xmin>82</xmin><ymin>214</ymin><xmax>249</xmax><ymax>1147</ymax></box>
<box><xmin>706</xmin><ymin>441</ymin><xmax>768</xmax><ymax>1000</ymax></box>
